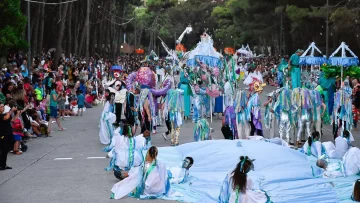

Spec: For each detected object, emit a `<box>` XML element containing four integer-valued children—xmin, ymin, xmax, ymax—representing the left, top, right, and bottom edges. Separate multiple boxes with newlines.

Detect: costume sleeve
<box><xmin>218</xmin><ymin>174</ymin><xmax>230</xmax><ymax>203</ymax></box>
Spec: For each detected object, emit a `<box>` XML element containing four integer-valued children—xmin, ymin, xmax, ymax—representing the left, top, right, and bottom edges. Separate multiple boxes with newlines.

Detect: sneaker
<box><xmin>64</xmin><ymin>115</ymin><xmax>70</xmax><ymax>118</ymax></box>
<box><xmin>162</xmin><ymin>133</ymin><xmax>168</xmax><ymax>141</ymax></box>
<box><xmin>152</xmin><ymin>129</ymin><xmax>156</xmax><ymax>134</ymax></box>
<box><xmin>51</xmin><ymin>121</ymin><xmax>56</xmax><ymax>124</ymax></box>
<box><xmin>30</xmin><ymin>134</ymin><xmax>38</xmax><ymax>138</ymax></box>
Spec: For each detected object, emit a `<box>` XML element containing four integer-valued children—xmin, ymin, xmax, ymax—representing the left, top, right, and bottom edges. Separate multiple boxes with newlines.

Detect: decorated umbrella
<box><xmin>329</xmin><ymin>42</ymin><xmax>359</xmax><ymax>83</ymax></box>
<box><xmin>299</xmin><ymin>42</ymin><xmax>328</xmax><ymax>66</ymax></box>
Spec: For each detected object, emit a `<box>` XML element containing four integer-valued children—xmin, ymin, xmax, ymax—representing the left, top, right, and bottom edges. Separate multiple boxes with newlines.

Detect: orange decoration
<box><xmin>176</xmin><ymin>44</ymin><xmax>186</xmax><ymax>52</ymax></box>
<box><xmin>224</xmin><ymin>47</ymin><xmax>235</xmax><ymax>55</ymax></box>
<box><xmin>136</xmin><ymin>48</ymin><xmax>144</xmax><ymax>54</ymax></box>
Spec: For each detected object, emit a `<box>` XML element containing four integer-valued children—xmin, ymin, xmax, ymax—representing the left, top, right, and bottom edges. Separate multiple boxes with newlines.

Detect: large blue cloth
<box><xmin>154</xmin><ymin>140</ymin><xmax>338</xmax><ymax>203</ymax></box>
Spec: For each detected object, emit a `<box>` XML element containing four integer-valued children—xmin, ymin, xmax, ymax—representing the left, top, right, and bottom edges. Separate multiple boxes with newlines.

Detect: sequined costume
<box><xmin>235</xmin><ymin>90</ymin><xmax>250</xmax><ymax>139</ymax></box>
<box><xmin>293</xmin><ymin>88</ymin><xmax>313</xmax><ymax>142</ymax></box>
<box><xmin>163</xmin><ymin>89</ymin><xmax>184</xmax><ymax>146</ymax></box>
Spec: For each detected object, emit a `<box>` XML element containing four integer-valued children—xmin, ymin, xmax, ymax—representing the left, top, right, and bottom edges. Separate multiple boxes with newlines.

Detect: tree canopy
<box><xmin>0</xmin><ymin>0</ymin><xmax>27</xmax><ymax>56</ymax></box>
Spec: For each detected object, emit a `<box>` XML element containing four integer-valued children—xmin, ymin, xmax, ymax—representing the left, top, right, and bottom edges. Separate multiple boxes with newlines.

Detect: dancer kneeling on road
<box><xmin>323</xmin><ymin>130</ymin><xmax>353</xmax><ymax>159</ymax></box>
<box><xmin>110</xmin><ymin>146</ymin><xmax>170</xmax><ymax>200</ymax></box>
<box><xmin>105</xmin><ymin>124</ymin><xmax>150</xmax><ymax>179</ymax></box>
<box><xmin>301</xmin><ymin>131</ymin><xmax>327</xmax><ymax>159</ymax></box>
<box><xmin>219</xmin><ymin>156</ymin><xmax>269</xmax><ymax>203</ymax></box>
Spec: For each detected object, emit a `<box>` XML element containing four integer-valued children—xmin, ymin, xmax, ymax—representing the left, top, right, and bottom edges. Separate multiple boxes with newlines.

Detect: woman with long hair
<box><xmin>99</xmin><ymin>89</ymin><xmax>116</xmax><ymax>145</ymax></box>
<box><xmin>352</xmin><ymin>179</ymin><xmax>360</xmax><ymax>201</ymax></box>
<box><xmin>219</xmin><ymin>156</ymin><xmax>268</xmax><ymax>203</ymax></box>
<box><xmin>302</xmin><ymin>131</ymin><xmax>327</xmax><ymax>159</ymax></box>
<box><xmin>110</xmin><ymin>146</ymin><xmax>169</xmax><ymax>200</ymax></box>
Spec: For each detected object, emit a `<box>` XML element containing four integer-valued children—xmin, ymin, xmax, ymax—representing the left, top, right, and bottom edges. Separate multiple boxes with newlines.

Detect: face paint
<box><xmin>182</xmin><ymin>158</ymin><xmax>191</xmax><ymax>169</ymax></box>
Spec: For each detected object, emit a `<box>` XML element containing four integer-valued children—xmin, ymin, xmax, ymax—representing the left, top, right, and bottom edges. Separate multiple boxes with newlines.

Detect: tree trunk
<box><xmin>67</xmin><ymin>4</ymin><xmax>73</xmax><ymax>55</ymax></box>
<box><xmin>38</xmin><ymin>0</ymin><xmax>45</xmax><ymax>55</ymax></box>
<box><xmin>33</xmin><ymin>5</ymin><xmax>41</xmax><ymax>56</ymax></box>
<box><xmin>85</xmin><ymin>0</ymin><xmax>91</xmax><ymax>65</ymax></box>
<box><xmin>54</xmin><ymin>1</ymin><xmax>69</xmax><ymax>68</ymax></box>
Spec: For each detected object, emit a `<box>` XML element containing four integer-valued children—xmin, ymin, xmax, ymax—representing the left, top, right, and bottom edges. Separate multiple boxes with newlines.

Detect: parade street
<box><xmin>0</xmin><ymin>84</ymin><xmax>358</xmax><ymax>203</ymax></box>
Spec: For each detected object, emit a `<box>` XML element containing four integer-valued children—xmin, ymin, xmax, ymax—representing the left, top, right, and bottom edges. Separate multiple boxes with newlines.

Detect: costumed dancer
<box><xmin>201</xmin><ymin>82</ymin><xmax>211</xmax><ymax>118</ymax></box>
<box><xmin>244</xmin><ymin>76</ymin><xmax>266</xmax><ymax>137</ymax></box>
<box><xmin>219</xmin><ymin>156</ymin><xmax>268</xmax><ymax>203</ymax></box>
<box><xmin>99</xmin><ymin>89</ymin><xmax>116</xmax><ymax>145</ymax></box>
<box><xmin>179</xmin><ymin>67</ymin><xmax>191</xmax><ymax>120</ymax></box>
<box><xmin>333</xmin><ymin>79</ymin><xmax>353</xmax><ymax>138</ymax></box>
<box><xmin>301</xmin><ymin>131</ymin><xmax>327</xmax><ymax>159</ymax></box>
<box><xmin>323</xmin><ymin>130</ymin><xmax>353</xmax><ymax>159</ymax></box>
<box><xmin>264</xmin><ymin>91</ymin><xmax>276</xmax><ymax>139</ymax></box>
<box><xmin>274</xmin><ymin>87</ymin><xmax>296</xmax><ymax>143</ymax></box>
<box><xmin>277</xmin><ymin>57</ymin><xmax>288</xmax><ymax>88</ymax></box>
<box><xmin>106</xmin><ymin>66</ymin><xmax>127</xmax><ymax>126</ymax></box>
<box><xmin>293</xmin><ymin>88</ymin><xmax>313</xmax><ymax>147</ymax></box>
<box><xmin>109</xmin><ymin>128</ymin><xmax>152</xmax><ymax>200</ymax></box>
<box><xmin>167</xmin><ymin>157</ymin><xmax>194</xmax><ymax>184</ymax></box>
<box><xmin>223</xmin><ymin>106</ymin><xmax>238</xmax><ymax>139</ymax></box>
<box><xmin>138</xmin><ymin>88</ymin><xmax>154</xmax><ymax>137</ymax></box>
<box><xmin>194</xmin><ymin>118</ymin><xmax>211</xmax><ymax>141</ymax></box>
<box><xmin>313</xmin><ymin>147</ymin><xmax>360</xmax><ymax>178</ymax></box>
<box><xmin>163</xmin><ymin>88</ymin><xmax>184</xmax><ymax>146</ymax></box>
<box><xmin>235</xmin><ymin>90</ymin><xmax>250</xmax><ymax>139</ymax></box>
<box><xmin>111</xmin><ymin>146</ymin><xmax>170</xmax><ymax>199</ymax></box>
<box><xmin>192</xmin><ymin>81</ymin><xmax>207</xmax><ymax>123</ymax></box>
<box><xmin>311</xmin><ymin>89</ymin><xmax>326</xmax><ymax>139</ymax></box>
<box><xmin>224</xmin><ymin>78</ymin><xmax>234</xmax><ymax>108</ymax></box>
<box><xmin>124</xmin><ymin>84</ymin><xmax>140</xmax><ymax>135</ymax></box>
<box><xmin>105</xmin><ymin>124</ymin><xmax>150</xmax><ymax>173</ymax></box>
<box><xmin>288</xmin><ymin>49</ymin><xmax>304</xmax><ymax>89</ymax></box>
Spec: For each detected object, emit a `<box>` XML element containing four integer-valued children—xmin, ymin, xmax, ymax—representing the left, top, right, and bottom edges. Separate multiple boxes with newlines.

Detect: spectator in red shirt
<box><xmin>353</xmin><ymin>104</ymin><xmax>359</xmax><ymax>130</ymax></box>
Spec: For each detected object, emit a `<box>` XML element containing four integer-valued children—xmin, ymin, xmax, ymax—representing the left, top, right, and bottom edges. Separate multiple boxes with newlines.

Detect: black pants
<box><xmin>165</xmin><ymin>114</ymin><xmax>171</xmax><ymax>135</ymax></box>
<box><xmin>0</xmin><ymin>135</ymin><xmax>9</xmax><ymax>167</ymax></box>
<box><xmin>115</xmin><ymin>103</ymin><xmax>122</xmax><ymax>124</ymax></box>
<box><xmin>141</xmin><ymin>120</ymin><xmax>151</xmax><ymax>133</ymax></box>
<box><xmin>249</xmin><ymin>114</ymin><xmax>263</xmax><ymax>137</ymax></box>
<box><xmin>221</xmin><ymin>125</ymin><xmax>233</xmax><ymax>140</ymax></box>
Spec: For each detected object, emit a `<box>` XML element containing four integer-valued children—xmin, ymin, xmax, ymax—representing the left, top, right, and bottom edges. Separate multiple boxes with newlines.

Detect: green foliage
<box><xmin>0</xmin><ymin>0</ymin><xmax>28</xmax><ymax>56</ymax></box>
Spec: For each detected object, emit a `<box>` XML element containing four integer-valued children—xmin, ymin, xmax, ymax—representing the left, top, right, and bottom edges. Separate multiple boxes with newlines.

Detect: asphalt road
<box><xmin>0</xmin><ymin>84</ymin><xmax>358</xmax><ymax>203</ymax></box>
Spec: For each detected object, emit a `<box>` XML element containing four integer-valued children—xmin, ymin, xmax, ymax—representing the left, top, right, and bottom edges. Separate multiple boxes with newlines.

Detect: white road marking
<box><xmin>54</xmin><ymin>158</ymin><xmax>73</xmax><ymax>160</ymax></box>
<box><xmin>87</xmin><ymin>157</ymin><xmax>106</xmax><ymax>159</ymax></box>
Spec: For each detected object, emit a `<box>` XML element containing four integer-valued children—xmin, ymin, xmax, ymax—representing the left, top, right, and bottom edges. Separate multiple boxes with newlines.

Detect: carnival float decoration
<box><xmin>185</xmin><ymin>31</ymin><xmax>224</xmax><ymax>123</ymax></box>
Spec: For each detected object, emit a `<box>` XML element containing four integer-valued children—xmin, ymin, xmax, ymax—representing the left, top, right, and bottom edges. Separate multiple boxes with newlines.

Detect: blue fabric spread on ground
<box><xmin>153</xmin><ymin>140</ymin><xmax>338</xmax><ymax>203</ymax></box>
